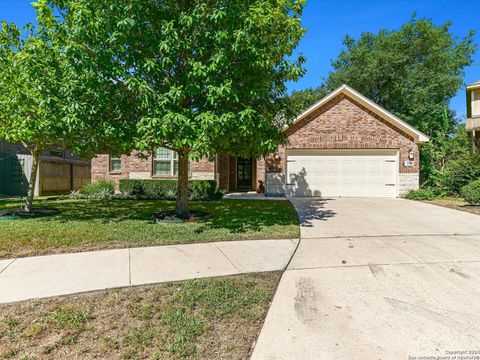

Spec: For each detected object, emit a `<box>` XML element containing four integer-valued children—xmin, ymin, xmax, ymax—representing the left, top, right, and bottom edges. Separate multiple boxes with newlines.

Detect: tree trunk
<box><xmin>175</xmin><ymin>150</ymin><xmax>189</xmax><ymax>218</ymax></box>
<box><xmin>25</xmin><ymin>151</ymin><xmax>40</xmax><ymax>213</ymax></box>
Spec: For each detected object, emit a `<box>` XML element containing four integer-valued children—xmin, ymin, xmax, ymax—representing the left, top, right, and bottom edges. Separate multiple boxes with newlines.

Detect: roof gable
<box><xmin>288</xmin><ymin>85</ymin><xmax>429</xmax><ymax>144</ymax></box>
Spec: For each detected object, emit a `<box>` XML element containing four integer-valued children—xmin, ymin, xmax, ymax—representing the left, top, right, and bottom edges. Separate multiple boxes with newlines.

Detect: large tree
<box><xmin>38</xmin><ymin>0</ymin><xmax>306</xmax><ymax>217</ymax></box>
<box><xmin>0</xmin><ymin>10</ymin><xmax>134</xmax><ymax>212</ymax></box>
<box><xmin>286</xmin><ymin>86</ymin><xmax>328</xmax><ymax>117</ymax></box>
<box><xmin>324</xmin><ymin>16</ymin><xmax>476</xmax><ymax>182</ymax></box>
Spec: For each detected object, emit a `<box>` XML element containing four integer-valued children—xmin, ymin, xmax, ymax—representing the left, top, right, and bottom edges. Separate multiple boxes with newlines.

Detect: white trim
<box><xmin>284</xmin><ymin>149</ymin><xmax>399</xmax><ymax>198</ymax></box>
<box><xmin>289</xmin><ymin>84</ymin><xmax>430</xmax><ymax>144</ymax></box>
<box><xmin>396</xmin><ymin>150</ymin><xmax>400</xmax><ymax>198</ymax></box>
<box><xmin>467</xmin><ymin>83</ymin><xmax>480</xmax><ymax>91</ymax></box>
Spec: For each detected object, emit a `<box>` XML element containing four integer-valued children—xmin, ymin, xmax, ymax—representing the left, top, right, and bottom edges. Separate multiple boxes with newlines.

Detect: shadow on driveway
<box><xmin>290</xmin><ymin>198</ymin><xmax>337</xmax><ymax>228</ymax></box>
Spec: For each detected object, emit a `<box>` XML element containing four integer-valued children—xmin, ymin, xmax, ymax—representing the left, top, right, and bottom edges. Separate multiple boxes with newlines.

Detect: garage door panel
<box><xmin>286</xmin><ymin>151</ymin><xmax>398</xmax><ymax>198</ymax></box>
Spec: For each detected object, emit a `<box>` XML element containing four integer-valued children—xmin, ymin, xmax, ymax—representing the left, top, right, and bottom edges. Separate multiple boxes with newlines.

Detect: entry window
<box><xmin>110</xmin><ymin>155</ymin><xmax>122</xmax><ymax>172</ymax></box>
<box><xmin>153</xmin><ymin>148</ymin><xmax>190</xmax><ymax>177</ymax></box>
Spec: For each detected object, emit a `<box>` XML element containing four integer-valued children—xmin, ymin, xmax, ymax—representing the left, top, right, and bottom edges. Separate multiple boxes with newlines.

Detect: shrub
<box><xmin>438</xmin><ymin>154</ymin><xmax>480</xmax><ymax>195</ymax></box>
<box><xmin>461</xmin><ymin>180</ymin><xmax>480</xmax><ymax>205</ymax></box>
<box><xmin>119</xmin><ymin>179</ymin><xmax>220</xmax><ymax>200</ymax></box>
<box><xmin>404</xmin><ymin>188</ymin><xmax>444</xmax><ymax>201</ymax></box>
<box><xmin>81</xmin><ymin>179</ymin><xmax>115</xmax><ymax>199</ymax></box>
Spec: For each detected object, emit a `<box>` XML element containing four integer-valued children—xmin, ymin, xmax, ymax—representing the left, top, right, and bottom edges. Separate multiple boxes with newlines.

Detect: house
<box><xmin>466</xmin><ymin>80</ymin><xmax>480</xmax><ymax>152</ymax></box>
<box><xmin>91</xmin><ymin>85</ymin><xmax>429</xmax><ymax>198</ymax></box>
<box><xmin>0</xmin><ymin>142</ymin><xmax>91</xmax><ymax>197</ymax></box>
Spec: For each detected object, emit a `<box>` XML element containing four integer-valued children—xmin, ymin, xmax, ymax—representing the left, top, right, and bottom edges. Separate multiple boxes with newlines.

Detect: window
<box><xmin>110</xmin><ymin>155</ymin><xmax>122</xmax><ymax>172</ymax></box>
<box><xmin>153</xmin><ymin>148</ymin><xmax>189</xmax><ymax>177</ymax></box>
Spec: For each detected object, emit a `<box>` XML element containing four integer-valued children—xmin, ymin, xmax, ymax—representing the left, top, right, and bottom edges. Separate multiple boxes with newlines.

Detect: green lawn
<box><xmin>0</xmin><ymin>198</ymin><xmax>299</xmax><ymax>258</ymax></box>
<box><xmin>0</xmin><ymin>272</ymin><xmax>280</xmax><ymax>359</ymax></box>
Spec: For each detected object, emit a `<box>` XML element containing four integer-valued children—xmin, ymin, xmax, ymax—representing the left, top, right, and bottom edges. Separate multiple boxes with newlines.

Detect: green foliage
<box><xmin>461</xmin><ymin>180</ymin><xmax>480</xmax><ymax>205</ymax></box>
<box><xmin>47</xmin><ymin>307</ymin><xmax>90</xmax><ymax>330</ymax></box>
<box><xmin>35</xmin><ymin>0</ymin><xmax>307</xmax><ymax>213</ymax></box>
<box><xmin>286</xmin><ymin>86</ymin><xmax>329</xmax><ymax>116</ymax></box>
<box><xmin>161</xmin><ymin>307</ymin><xmax>205</xmax><ymax>358</ymax></box>
<box><xmin>81</xmin><ymin>179</ymin><xmax>115</xmax><ymax>199</ymax></box>
<box><xmin>436</xmin><ymin>154</ymin><xmax>480</xmax><ymax>195</ymax></box>
<box><xmin>175</xmin><ymin>278</ymin><xmax>272</xmax><ymax>319</ymax></box>
<box><xmin>119</xmin><ymin>180</ymin><xmax>219</xmax><ymax>200</ymax></box>
<box><xmin>323</xmin><ymin>16</ymin><xmax>476</xmax><ymax>182</ymax></box>
<box><xmin>404</xmin><ymin>188</ymin><xmax>444</xmax><ymax>201</ymax></box>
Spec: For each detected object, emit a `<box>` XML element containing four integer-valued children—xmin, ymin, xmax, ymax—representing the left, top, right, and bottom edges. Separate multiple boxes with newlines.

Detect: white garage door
<box><xmin>286</xmin><ymin>150</ymin><xmax>398</xmax><ymax>198</ymax></box>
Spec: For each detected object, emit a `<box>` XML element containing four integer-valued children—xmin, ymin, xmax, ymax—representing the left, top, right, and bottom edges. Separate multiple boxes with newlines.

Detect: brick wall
<box><xmin>91</xmin><ymin>152</ymin><xmax>215</xmax><ymax>190</ymax></box>
<box><xmin>267</xmin><ymin>94</ymin><xmax>419</xmax><ymax>175</ymax></box>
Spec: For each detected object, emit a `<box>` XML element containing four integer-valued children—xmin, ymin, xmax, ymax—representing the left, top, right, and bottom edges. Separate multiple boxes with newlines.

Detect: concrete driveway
<box><xmin>252</xmin><ymin>198</ymin><xmax>480</xmax><ymax>360</ymax></box>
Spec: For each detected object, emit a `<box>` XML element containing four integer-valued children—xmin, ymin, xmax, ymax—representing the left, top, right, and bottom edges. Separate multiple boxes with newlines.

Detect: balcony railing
<box><xmin>466</xmin><ymin>117</ymin><xmax>480</xmax><ymax>131</ymax></box>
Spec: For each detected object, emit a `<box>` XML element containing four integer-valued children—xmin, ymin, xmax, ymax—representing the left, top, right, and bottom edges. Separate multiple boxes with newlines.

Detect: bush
<box><xmin>119</xmin><ymin>179</ymin><xmax>221</xmax><ymax>200</ymax></box>
<box><xmin>461</xmin><ymin>180</ymin><xmax>480</xmax><ymax>205</ymax></box>
<box><xmin>81</xmin><ymin>179</ymin><xmax>115</xmax><ymax>199</ymax></box>
<box><xmin>438</xmin><ymin>154</ymin><xmax>480</xmax><ymax>195</ymax></box>
<box><xmin>404</xmin><ymin>188</ymin><xmax>444</xmax><ymax>201</ymax></box>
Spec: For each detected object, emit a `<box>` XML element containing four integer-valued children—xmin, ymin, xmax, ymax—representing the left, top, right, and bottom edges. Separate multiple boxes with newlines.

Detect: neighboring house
<box><xmin>92</xmin><ymin>85</ymin><xmax>429</xmax><ymax>198</ymax></box>
<box><xmin>466</xmin><ymin>80</ymin><xmax>480</xmax><ymax>152</ymax></box>
<box><xmin>0</xmin><ymin>142</ymin><xmax>91</xmax><ymax>197</ymax></box>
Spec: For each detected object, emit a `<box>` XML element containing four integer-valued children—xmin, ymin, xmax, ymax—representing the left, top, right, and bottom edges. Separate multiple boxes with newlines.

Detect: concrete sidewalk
<box><xmin>0</xmin><ymin>239</ymin><xmax>298</xmax><ymax>304</ymax></box>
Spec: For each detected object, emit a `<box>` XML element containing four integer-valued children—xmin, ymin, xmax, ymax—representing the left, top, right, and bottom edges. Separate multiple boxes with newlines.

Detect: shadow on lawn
<box><xmin>194</xmin><ymin>200</ymin><xmax>298</xmax><ymax>234</ymax></box>
<box><xmin>5</xmin><ymin>199</ymin><xmax>299</xmax><ymax>234</ymax></box>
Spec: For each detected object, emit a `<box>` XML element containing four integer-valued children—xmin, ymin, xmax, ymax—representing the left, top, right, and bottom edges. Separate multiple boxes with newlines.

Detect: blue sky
<box><xmin>1</xmin><ymin>0</ymin><xmax>479</xmax><ymax>119</ymax></box>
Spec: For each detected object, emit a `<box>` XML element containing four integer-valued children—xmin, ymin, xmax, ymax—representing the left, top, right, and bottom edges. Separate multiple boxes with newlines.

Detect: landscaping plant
<box><xmin>461</xmin><ymin>180</ymin><xmax>480</xmax><ymax>206</ymax></box>
<box><xmin>404</xmin><ymin>188</ymin><xmax>445</xmax><ymax>201</ymax></box>
<box><xmin>436</xmin><ymin>154</ymin><xmax>480</xmax><ymax>195</ymax></box>
<box><xmin>119</xmin><ymin>179</ymin><xmax>220</xmax><ymax>200</ymax></box>
<box><xmin>81</xmin><ymin>179</ymin><xmax>115</xmax><ymax>199</ymax></box>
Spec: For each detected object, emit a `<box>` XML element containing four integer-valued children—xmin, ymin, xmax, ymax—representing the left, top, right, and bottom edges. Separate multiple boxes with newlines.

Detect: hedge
<box><xmin>119</xmin><ymin>179</ymin><xmax>220</xmax><ymax>200</ymax></box>
<box><xmin>404</xmin><ymin>187</ymin><xmax>444</xmax><ymax>201</ymax></box>
<box><xmin>461</xmin><ymin>179</ymin><xmax>480</xmax><ymax>205</ymax></box>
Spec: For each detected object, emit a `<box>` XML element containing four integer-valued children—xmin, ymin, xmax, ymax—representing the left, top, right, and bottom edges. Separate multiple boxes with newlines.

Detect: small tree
<box><xmin>40</xmin><ymin>0</ymin><xmax>307</xmax><ymax>217</ymax></box>
<box><xmin>0</xmin><ymin>11</ymin><xmax>134</xmax><ymax>211</ymax></box>
<box><xmin>0</xmin><ymin>22</ymin><xmax>68</xmax><ymax>211</ymax></box>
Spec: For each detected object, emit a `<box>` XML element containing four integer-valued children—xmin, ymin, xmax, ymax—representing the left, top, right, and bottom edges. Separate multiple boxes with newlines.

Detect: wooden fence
<box><xmin>39</xmin><ymin>161</ymin><xmax>91</xmax><ymax>195</ymax></box>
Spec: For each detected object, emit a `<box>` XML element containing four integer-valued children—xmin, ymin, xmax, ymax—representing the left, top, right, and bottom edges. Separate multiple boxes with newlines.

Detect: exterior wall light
<box><xmin>274</xmin><ymin>151</ymin><xmax>281</xmax><ymax>160</ymax></box>
<box><xmin>408</xmin><ymin>148</ymin><xmax>414</xmax><ymax>160</ymax></box>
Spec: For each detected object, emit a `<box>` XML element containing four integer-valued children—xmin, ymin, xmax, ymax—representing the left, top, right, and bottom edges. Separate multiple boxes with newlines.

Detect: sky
<box><xmin>0</xmin><ymin>0</ymin><xmax>479</xmax><ymax>119</ymax></box>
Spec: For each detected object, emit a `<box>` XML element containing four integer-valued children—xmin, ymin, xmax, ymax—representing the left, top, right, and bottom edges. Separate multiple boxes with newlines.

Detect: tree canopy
<box><xmin>34</xmin><ymin>0</ymin><xmax>307</xmax><ymax>215</ymax></box>
<box><xmin>325</xmin><ymin>16</ymin><xmax>476</xmax><ymax>137</ymax></box>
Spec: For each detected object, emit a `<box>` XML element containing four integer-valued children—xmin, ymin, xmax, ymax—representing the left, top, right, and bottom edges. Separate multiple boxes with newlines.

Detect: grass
<box><xmin>0</xmin><ymin>272</ymin><xmax>280</xmax><ymax>359</ymax></box>
<box><xmin>425</xmin><ymin>197</ymin><xmax>480</xmax><ymax>217</ymax></box>
<box><xmin>0</xmin><ymin>198</ymin><xmax>299</xmax><ymax>258</ymax></box>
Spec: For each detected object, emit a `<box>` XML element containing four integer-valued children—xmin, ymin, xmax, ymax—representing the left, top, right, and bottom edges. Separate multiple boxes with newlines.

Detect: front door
<box><xmin>237</xmin><ymin>157</ymin><xmax>253</xmax><ymax>190</ymax></box>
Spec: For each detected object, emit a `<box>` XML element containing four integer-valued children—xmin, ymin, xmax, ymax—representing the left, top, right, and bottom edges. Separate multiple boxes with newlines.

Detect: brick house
<box><xmin>91</xmin><ymin>85</ymin><xmax>428</xmax><ymax>198</ymax></box>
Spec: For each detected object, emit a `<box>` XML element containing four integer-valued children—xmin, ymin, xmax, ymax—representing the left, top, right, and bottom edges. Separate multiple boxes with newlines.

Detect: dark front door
<box><xmin>237</xmin><ymin>157</ymin><xmax>253</xmax><ymax>190</ymax></box>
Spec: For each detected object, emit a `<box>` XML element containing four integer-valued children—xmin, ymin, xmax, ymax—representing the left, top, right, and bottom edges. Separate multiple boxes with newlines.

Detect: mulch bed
<box><xmin>0</xmin><ymin>208</ymin><xmax>59</xmax><ymax>220</ymax></box>
<box><xmin>152</xmin><ymin>210</ymin><xmax>210</xmax><ymax>223</ymax></box>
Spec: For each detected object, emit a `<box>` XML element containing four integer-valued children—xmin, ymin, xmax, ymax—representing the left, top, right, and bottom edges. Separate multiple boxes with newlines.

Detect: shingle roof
<box><xmin>468</xmin><ymin>80</ymin><xmax>480</xmax><ymax>87</ymax></box>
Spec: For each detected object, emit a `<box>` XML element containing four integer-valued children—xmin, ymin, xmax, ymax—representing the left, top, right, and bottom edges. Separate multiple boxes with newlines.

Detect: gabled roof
<box><xmin>290</xmin><ymin>84</ymin><xmax>430</xmax><ymax>143</ymax></box>
<box><xmin>467</xmin><ymin>80</ymin><xmax>480</xmax><ymax>90</ymax></box>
